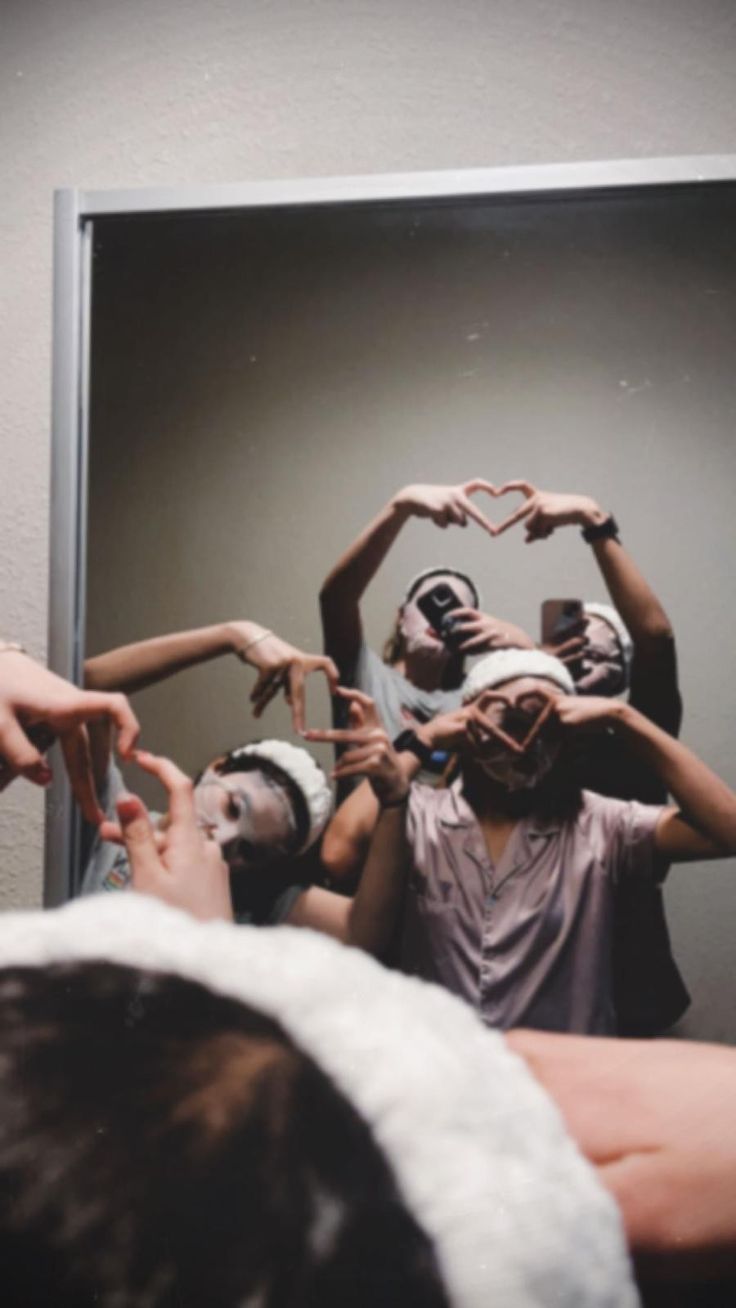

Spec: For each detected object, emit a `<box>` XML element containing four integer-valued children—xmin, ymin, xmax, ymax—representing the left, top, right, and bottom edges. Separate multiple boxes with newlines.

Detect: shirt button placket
<box><xmin>480</xmin><ymin>866</ymin><xmax>496</xmax><ymax>1003</ymax></box>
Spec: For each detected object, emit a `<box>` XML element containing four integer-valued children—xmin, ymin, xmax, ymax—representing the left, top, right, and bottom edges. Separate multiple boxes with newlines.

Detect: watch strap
<box><xmin>581</xmin><ymin>514</ymin><xmax>620</xmax><ymax>544</ymax></box>
<box><xmin>393</xmin><ymin>728</ymin><xmax>434</xmax><ymax>769</ymax></box>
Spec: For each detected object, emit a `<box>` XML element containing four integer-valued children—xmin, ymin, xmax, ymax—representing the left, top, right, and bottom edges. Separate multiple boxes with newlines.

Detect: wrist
<box><xmin>414</xmin><ymin>722</ymin><xmax>436</xmax><ymax>750</ymax></box>
<box><xmin>394</xmin><ymin>727</ymin><xmax>434</xmax><ymax>769</ymax></box>
<box><xmin>578</xmin><ymin>500</ymin><xmax>607</xmax><ymax>529</ymax></box>
<box><xmin>225</xmin><ymin>621</ymin><xmax>267</xmax><ymax>659</ymax></box>
<box><xmin>611</xmin><ymin>701</ymin><xmax>639</xmax><ymax>733</ymax></box>
<box><xmin>388</xmin><ymin>490</ymin><xmax>414</xmax><ymax>521</ymax></box>
<box><xmin>378</xmin><ymin>786</ymin><xmax>410</xmax><ymax>809</ymax></box>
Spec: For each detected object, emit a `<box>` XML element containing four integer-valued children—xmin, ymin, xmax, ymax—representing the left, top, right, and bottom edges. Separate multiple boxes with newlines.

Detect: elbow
<box><xmin>321</xmin><ymin>828</ymin><xmax>366</xmax><ymax>888</ymax></box>
<box><xmin>640</xmin><ymin>622</ymin><xmax>675</xmax><ymax>647</ymax></box>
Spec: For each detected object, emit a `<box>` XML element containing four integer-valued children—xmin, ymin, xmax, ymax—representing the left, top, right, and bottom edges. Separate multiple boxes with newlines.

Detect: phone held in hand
<box><xmin>541</xmin><ymin>599</ymin><xmax>584</xmax><ymax>646</ymax></box>
<box><xmin>417</xmin><ymin>583</ymin><xmax>466</xmax><ymax>652</ymax></box>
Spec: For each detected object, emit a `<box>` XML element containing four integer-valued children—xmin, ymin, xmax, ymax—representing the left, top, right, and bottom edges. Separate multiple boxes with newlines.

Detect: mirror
<box><xmin>52</xmin><ymin>165</ymin><xmax>736</xmax><ymax>1042</ymax></box>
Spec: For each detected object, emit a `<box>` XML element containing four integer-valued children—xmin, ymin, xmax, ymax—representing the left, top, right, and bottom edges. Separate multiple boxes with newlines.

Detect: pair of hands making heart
<box><xmin>304</xmin><ymin>687</ymin><xmax>620</xmax><ymax>806</ymax></box>
<box><xmin>393</xmin><ymin>478</ymin><xmax>604</xmax><ymax>542</ymax></box>
<box><xmin>393</xmin><ymin>480</ymin><xmax>606</xmax><ymax>657</ymax></box>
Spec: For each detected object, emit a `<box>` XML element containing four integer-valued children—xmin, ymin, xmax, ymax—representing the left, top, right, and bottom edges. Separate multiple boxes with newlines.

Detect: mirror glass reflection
<box><xmin>83</xmin><ymin>185</ymin><xmax>736</xmax><ymax>1042</ymax></box>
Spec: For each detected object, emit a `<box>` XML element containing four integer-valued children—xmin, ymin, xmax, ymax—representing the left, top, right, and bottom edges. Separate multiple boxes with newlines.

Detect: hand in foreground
<box><xmin>492</xmin><ymin>481</ymin><xmax>607</xmax><ymax>541</ymax></box>
<box><xmin>0</xmin><ymin>649</ymin><xmax>140</xmax><ymax>821</ymax></box>
<box><xmin>303</xmin><ymin>688</ymin><xmax>410</xmax><ymax>805</ymax></box>
<box><xmin>392</xmin><ymin>480</ymin><xmax>498</xmax><ymax>535</ymax></box>
<box><xmin>450</xmin><ymin>607</ymin><xmax>536</xmax><ymax>654</ymax></box>
<box><xmin>227</xmin><ymin>625</ymin><xmax>339</xmax><ymax>733</ymax></box>
<box><xmin>100</xmin><ymin>749</ymin><xmax>234</xmax><ymax>923</ymax></box>
<box><xmin>507</xmin><ymin>1029</ymin><xmax>736</xmax><ymax>1283</ymax></box>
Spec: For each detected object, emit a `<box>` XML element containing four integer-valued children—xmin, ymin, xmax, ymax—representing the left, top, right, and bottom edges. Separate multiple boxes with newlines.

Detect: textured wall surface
<box><xmin>1</xmin><ymin>0</ymin><xmax>735</xmax><ymax>920</ymax></box>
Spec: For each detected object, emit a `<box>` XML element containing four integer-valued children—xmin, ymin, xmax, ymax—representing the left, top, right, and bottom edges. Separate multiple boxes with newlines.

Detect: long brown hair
<box><xmin>0</xmin><ymin>961</ymin><xmax>450</xmax><ymax>1307</ymax></box>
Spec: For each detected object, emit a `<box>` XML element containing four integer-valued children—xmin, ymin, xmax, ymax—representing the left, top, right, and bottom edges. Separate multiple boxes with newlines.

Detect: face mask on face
<box><xmin>194</xmin><ymin>769</ymin><xmax>296</xmax><ymax>871</ymax></box>
<box><xmin>475</xmin><ymin>735</ymin><xmax>560</xmax><ymax>792</ymax></box>
<box><xmin>399</xmin><ymin>600</ymin><xmax>448</xmax><ymax>663</ymax></box>
<box><xmin>576</xmin><ymin>617</ymin><xmax>627</xmax><ymax>696</ymax></box>
<box><xmin>467</xmin><ymin>689</ymin><xmax>561</xmax><ymax>792</ymax></box>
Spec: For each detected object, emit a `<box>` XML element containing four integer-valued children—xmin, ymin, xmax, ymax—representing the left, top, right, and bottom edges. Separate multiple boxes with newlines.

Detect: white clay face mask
<box><xmin>577</xmin><ymin>616</ymin><xmax>627</xmax><ymax>696</ymax></box>
<box><xmin>194</xmin><ymin>769</ymin><xmax>296</xmax><ymax>868</ymax></box>
<box><xmin>475</xmin><ymin>737</ymin><xmax>560</xmax><ymax>792</ymax></box>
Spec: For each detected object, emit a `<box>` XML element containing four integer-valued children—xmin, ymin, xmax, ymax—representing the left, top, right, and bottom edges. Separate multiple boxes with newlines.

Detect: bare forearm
<box><xmin>83</xmin><ymin>622</ymin><xmax>250</xmax><ymax>695</ymax></box>
<box><xmin>591</xmin><ymin>534</ymin><xmax>674</xmax><ymax>649</ymax></box>
<box><xmin>617</xmin><ymin>704</ymin><xmax>736</xmax><ymax>850</ymax></box>
<box><xmin>346</xmin><ymin>802</ymin><xmax>411</xmax><ymax>954</ymax></box>
<box><xmin>321</xmin><ymin>780</ymin><xmax>380</xmax><ymax>883</ymax></box>
<box><xmin>319</xmin><ymin>497</ymin><xmax>410</xmax><ymax>611</ymax></box>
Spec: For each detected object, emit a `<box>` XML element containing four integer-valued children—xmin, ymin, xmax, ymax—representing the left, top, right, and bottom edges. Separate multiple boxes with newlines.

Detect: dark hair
<box><xmin>0</xmin><ymin>961</ymin><xmax>449</xmax><ymax>1308</ymax></box>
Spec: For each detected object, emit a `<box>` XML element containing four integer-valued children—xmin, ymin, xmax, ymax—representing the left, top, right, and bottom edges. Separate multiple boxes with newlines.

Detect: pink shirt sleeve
<box><xmin>581</xmin><ymin>791</ymin><xmax>668</xmax><ymax>886</ymax></box>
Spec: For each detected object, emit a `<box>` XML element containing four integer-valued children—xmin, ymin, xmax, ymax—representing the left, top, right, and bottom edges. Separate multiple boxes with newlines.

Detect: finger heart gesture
<box><xmin>396</xmin><ymin>479</ymin><xmax>500</xmax><ymax>536</ymax></box>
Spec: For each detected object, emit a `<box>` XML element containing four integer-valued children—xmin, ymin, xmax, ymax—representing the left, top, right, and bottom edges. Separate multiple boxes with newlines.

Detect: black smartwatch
<box><xmin>393</xmin><ymin>728</ymin><xmax>435</xmax><ymax>769</ymax></box>
<box><xmin>581</xmin><ymin>514</ymin><xmax>620</xmax><ymax>544</ymax></box>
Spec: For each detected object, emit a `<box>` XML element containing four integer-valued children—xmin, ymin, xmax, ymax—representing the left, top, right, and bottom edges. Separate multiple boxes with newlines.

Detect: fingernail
<box><xmin>116</xmin><ymin>797</ymin><xmax>140</xmax><ymax>822</ymax></box>
<box><xmin>28</xmin><ymin>762</ymin><xmax>53</xmax><ymax>786</ymax></box>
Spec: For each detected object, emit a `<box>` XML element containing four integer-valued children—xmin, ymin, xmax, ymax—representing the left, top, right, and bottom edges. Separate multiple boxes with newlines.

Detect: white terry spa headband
<box><xmin>403</xmin><ymin>567</ymin><xmax>481</xmax><ymax>611</ymax></box>
<box><xmin>0</xmin><ymin>896</ymin><xmax>638</xmax><ymax>1308</ymax></box>
<box><xmin>584</xmin><ymin>602</ymin><xmax>634</xmax><ymax>672</ymax></box>
<box><xmin>227</xmin><ymin>739</ymin><xmax>333</xmax><ymax>852</ymax></box>
<box><xmin>462</xmin><ymin>648</ymin><xmax>576</xmax><ymax>703</ymax></box>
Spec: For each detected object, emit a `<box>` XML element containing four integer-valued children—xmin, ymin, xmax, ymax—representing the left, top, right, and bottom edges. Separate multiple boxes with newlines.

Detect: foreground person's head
<box><xmin>461</xmin><ymin>650</ymin><xmax>580</xmax><ymax>815</ymax></box>
<box><xmin>194</xmin><ymin>740</ymin><xmax>333</xmax><ymax>874</ymax></box>
<box><xmin>0</xmin><ymin>960</ymin><xmax>446</xmax><ymax>1307</ymax></box>
<box><xmin>0</xmin><ymin>896</ymin><xmax>640</xmax><ymax>1308</ymax></box>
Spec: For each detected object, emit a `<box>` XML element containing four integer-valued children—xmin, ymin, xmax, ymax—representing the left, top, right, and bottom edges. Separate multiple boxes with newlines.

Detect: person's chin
<box><xmin>408</xmin><ymin>638</ymin><xmax>448</xmax><ymax>663</ymax></box>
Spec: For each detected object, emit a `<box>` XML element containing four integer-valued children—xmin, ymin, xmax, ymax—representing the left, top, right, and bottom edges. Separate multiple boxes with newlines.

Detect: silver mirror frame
<box><xmin>46</xmin><ymin>154</ymin><xmax>736</xmax><ymax>905</ymax></box>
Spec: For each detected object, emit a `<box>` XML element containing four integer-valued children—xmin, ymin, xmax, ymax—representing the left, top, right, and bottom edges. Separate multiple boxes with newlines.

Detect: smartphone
<box><xmin>416</xmin><ymin>582</ymin><xmax>466</xmax><ymax>652</ymax></box>
<box><xmin>541</xmin><ymin>598</ymin><xmax>584</xmax><ymax>647</ymax></box>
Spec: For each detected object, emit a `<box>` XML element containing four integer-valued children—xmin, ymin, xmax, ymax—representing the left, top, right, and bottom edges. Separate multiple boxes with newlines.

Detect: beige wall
<box><xmin>2</xmin><ymin>0</ymin><xmax>736</xmax><ymax>1033</ymax></box>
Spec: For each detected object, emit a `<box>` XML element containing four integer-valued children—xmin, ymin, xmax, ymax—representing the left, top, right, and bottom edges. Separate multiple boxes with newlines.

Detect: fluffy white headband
<box><xmin>584</xmin><ymin>602</ymin><xmax>634</xmax><ymax>672</ymax></box>
<box><xmin>462</xmin><ymin>648</ymin><xmax>576</xmax><ymax>703</ymax></box>
<box><xmin>229</xmin><ymin>739</ymin><xmax>333</xmax><ymax>851</ymax></box>
<box><xmin>0</xmin><ymin>896</ymin><xmax>638</xmax><ymax>1308</ymax></box>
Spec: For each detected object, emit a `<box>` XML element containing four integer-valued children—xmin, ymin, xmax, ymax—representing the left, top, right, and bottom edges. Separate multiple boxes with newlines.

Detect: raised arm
<box><xmin>84</xmin><ymin>622</ymin><xmax>338</xmax><ymax>792</ymax></box>
<box><xmin>311</xmin><ymin>689</ymin><xmax>469</xmax><ymax>888</ymax></box>
<box><xmin>554</xmin><ymin>696</ymin><xmax>736</xmax><ymax>862</ymax></box>
<box><xmin>84</xmin><ymin>623</ymin><xmax>243</xmax><ymax>696</ymax></box>
<box><xmin>286</xmin><ymin>718</ymin><xmax>420</xmax><ymax>952</ymax></box>
<box><xmin>86</xmin><ymin>622</ymin><xmax>337</xmax><ymax>727</ymax></box>
<box><xmin>319</xmin><ymin>481</ymin><xmax>497</xmax><ymax>671</ymax></box>
<box><xmin>494</xmin><ymin>482</ymin><xmax>680</xmax><ymax>716</ymax></box>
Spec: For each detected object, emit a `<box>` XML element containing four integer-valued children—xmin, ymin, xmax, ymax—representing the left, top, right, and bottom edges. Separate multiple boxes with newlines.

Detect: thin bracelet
<box><xmin>237</xmin><ymin>630</ymin><xmax>273</xmax><ymax>660</ymax></box>
<box><xmin>0</xmin><ymin>641</ymin><xmax>26</xmax><ymax>656</ymax></box>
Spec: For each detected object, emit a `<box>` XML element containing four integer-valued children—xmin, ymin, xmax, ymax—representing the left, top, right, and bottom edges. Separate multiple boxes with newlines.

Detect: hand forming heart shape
<box><xmin>467</xmin><ymin>688</ymin><xmax>557</xmax><ymax>756</ymax></box>
<box><xmin>458</xmin><ymin>480</ymin><xmax>534</xmax><ymax>537</ymax></box>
